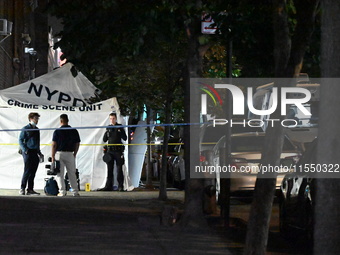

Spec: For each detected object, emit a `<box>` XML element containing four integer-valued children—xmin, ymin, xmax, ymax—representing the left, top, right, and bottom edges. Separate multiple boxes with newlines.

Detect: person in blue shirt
<box><xmin>51</xmin><ymin>114</ymin><xmax>81</xmax><ymax>197</ymax></box>
<box><xmin>19</xmin><ymin>112</ymin><xmax>43</xmax><ymax>195</ymax></box>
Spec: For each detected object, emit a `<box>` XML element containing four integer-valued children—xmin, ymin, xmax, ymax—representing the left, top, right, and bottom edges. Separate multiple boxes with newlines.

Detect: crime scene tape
<box><xmin>0</xmin><ymin>142</ymin><xmax>185</xmax><ymax>146</ymax></box>
<box><xmin>0</xmin><ymin>122</ymin><xmax>209</xmax><ymax>146</ymax></box>
<box><xmin>0</xmin><ymin>122</ymin><xmax>207</xmax><ymax>132</ymax></box>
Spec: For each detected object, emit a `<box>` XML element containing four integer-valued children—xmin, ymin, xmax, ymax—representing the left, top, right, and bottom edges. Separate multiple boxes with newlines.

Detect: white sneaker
<box><xmin>57</xmin><ymin>193</ymin><xmax>66</xmax><ymax>197</ymax></box>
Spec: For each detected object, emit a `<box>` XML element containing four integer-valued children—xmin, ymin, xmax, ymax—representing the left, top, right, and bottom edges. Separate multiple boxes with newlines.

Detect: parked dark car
<box><xmin>279</xmin><ymin>138</ymin><xmax>317</xmax><ymax>246</ymax></box>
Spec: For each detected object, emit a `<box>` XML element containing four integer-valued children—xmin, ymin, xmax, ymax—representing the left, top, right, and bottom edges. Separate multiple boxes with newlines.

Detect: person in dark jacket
<box><xmin>98</xmin><ymin>112</ymin><xmax>127</xmax><ymax>191</ymax></box>
<box><xmin>19</xmin><ymin>112</ymin><xmax>43</xmax><ymax>195</ymax></box>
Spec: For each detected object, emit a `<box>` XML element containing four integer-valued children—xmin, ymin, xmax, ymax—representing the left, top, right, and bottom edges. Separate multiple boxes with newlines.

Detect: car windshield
<box><xmin>231</xmin><ymin>135</ymin><xmax>296</xmax><ymax>153</ymax></box>
<box><xmin>201</xmin><ymin>125</ymin><xmax>264</xmax><ymax>146</ymax></box>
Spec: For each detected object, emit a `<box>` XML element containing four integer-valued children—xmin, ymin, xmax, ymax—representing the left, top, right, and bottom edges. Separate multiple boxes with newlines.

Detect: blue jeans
<box><xmin>21</xmin><ymin>150</ymin><xmax>39</xmax><ymax>190</ymax></box>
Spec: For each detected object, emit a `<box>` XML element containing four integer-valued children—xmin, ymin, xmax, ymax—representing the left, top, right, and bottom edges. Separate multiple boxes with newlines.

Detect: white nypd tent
<box><xmin>0</xmin><ymin>63</ymin><xmax>136</xmax><ymax>191</ymax></box>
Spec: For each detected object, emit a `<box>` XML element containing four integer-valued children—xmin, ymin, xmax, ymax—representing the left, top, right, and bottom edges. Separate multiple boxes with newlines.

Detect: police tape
<box><xmin>0</xmin><ymin>122</ymin><xmax>205</xmax><ymax>132</ymax></box>
<box><xmin>0</xmin><ymin>122</ymin><xmax>201</xmax><ymax>146</ymax></box>
<box><xmin>0</xmin><ymin>142</ymin><xmax>185</xmax><ymax>146</ymax></box>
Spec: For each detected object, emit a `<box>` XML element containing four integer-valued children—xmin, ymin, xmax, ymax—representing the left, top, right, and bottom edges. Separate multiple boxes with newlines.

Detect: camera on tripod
<box><xmin>45</xmin><ymin>157</ymin><xmax>60</xmax><ymax>175</ymax></box>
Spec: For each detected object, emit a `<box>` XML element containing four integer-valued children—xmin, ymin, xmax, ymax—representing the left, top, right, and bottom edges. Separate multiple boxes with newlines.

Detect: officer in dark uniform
<box><xmin>98</xmin><ymin>112</ymin><xmax>127</xmax><ymax>191</ymax></box>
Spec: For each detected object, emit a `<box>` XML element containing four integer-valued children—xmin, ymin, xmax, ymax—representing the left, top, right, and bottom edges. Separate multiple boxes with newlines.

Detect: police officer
<box><xmin>98</xmin><ymin>112</ymin><xmax>127</xmax><ymax>191</ymax></box>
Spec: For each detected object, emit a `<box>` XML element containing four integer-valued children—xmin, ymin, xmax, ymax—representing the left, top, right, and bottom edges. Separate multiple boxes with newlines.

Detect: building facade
<box><xmin>0</xmin><ymin>0</ymin><xmax>60</xmax><ymax>90</ymax></box>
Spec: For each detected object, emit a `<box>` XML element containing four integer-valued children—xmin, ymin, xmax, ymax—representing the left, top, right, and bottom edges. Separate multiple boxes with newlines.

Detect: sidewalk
<box><xmin>0</xmin><ymin>188</ymin><xmax>234</xmax><ymax>255</ymax></box>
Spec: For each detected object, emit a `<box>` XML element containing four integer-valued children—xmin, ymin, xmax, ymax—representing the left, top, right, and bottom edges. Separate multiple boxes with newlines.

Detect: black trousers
<box><xmin>21</xmin><ymin>150</ymin><xmax>39</xmax><ymax>190</ymax></box>
<box><xmin>106</xmin><ymin>151</ymin><xmax>124</xmax><ymax>188</ymax></box>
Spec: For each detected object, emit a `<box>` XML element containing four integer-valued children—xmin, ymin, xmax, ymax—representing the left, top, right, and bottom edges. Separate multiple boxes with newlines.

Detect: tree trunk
<box><xmin>285</xmin><ymin>0</ymin><xmax>320</xmax><ymax>77</ymax></box>
<box><xmin>244</xmin><ymin>1</ymin><xmax>291</xmax><ymax>252</ymax></box>
<box><xmin>314</xmin><ymin>1</ymin><xmax>340</xmax><ymax>253</ymax></box>
<box><xmin>272</xmin><ymin>0</ymin><xmax>291</xmax><ymax>77</ymax></box>
<box><xmin>244</xmin><ymin>122</ymin><xmax>284</xmax><ymax>255</ymax></box>
<box><xmin>145</xmin><ymin>106</ymin><xmax>153</xmax><ymax>189</ymax></box>
<box><xmin>159</xmin><ymin>100</ymin><xmax>172</xmax><ymax>201</ymax></box>
<box><xmin>180</xmin><ymin>1</ymin><xmax>207</xmax><ymax>228</ymax></box>
<box><xmin>244</xmin><ymin>1</ymin><xmax>319</xmax><ymax>254</ymax></box>
<box><xmin>273</xmin><ymin>0</ymin><xmax>319</xmax><ymax>77</ymax></box>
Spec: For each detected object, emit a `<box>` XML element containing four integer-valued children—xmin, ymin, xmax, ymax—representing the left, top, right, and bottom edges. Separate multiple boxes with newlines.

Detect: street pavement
<box><xmin>0</xmin><ymin>188</ymin><xmax>234</xmax><ymax>255</ymax></box>
<box><xmin>0</xmin><ymin>188</ymin><xmax>305</xmax><ymax>255</ymax></box>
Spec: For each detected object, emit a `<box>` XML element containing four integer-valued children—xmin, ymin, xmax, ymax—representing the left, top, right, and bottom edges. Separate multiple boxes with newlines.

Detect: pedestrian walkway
<box><xmin>0</xmin><ymin>189</ymin><xmax>234</xmax><ymax>255</ymax></box>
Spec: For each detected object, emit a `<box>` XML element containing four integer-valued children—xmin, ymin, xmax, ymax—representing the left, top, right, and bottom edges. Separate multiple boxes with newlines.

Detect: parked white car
<box><xmin>212</xmin><ymin>132</ymin><xmax>301</xmax><ymax>195</ymax></box>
